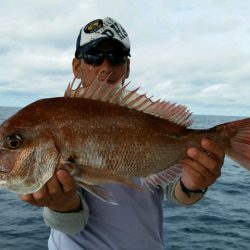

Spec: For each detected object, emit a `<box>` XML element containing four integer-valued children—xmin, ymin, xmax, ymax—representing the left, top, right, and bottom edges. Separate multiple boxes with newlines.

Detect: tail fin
<box><xmin>222</xmin><ymin>118</ymin><xmax>250</xmax><ymax>170</ymax></box>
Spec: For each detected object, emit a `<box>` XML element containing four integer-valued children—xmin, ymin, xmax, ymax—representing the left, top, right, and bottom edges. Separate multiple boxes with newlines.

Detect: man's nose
<box><xmin>98</xmin><ymin>57</ymin><xmax>114</xmax><ymax>81</ymax></box>
<box><xmin>100</xmin><ymin>57</ymin><xmax>113</xmax><ymax>71</ymax></box>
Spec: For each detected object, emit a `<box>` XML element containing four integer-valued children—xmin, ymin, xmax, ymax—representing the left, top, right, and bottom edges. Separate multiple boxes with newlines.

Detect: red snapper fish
<box><xmin>0</xmin><ymin>77</ymin><xmax>249</xmax><ymax>204</ymax></box>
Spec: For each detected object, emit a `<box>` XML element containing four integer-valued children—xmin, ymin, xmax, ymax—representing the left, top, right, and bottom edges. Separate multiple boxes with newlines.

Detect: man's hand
<box><xmin>19</xmin><ymin>170</ymin><xmax>81</xmax><ymax>212</ymax></box>
<box><xmin>174</xmin><ymin>138</ymin><xmax>225</xmax><ymax>204</ymax></box>
<box><xmin>180</xmin><ymin>138</ymin><xmax>225</xmax><ymax>190</ymax></box>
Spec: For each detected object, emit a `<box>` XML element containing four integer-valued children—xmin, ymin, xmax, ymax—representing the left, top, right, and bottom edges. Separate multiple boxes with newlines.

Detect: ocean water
<box><xmin>0</xmin><ymin>107</ymin><xmax>249</xmax><ymax>250</ymax></box>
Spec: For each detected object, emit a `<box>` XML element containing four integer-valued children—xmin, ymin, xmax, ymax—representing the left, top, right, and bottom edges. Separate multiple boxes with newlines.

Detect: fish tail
<box><xmin>219</xmin><ymin>118</ymin><xmax>250</xmax><ymax>170</ymax></box>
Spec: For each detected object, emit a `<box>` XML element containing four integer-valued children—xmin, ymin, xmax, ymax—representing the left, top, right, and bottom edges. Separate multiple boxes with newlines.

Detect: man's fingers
<box><xmin>19</xmin><ymin>170</ymin><xmax>79</xmax><ymax>211</ymax></box>
<box><xmin>201</xmin><ymin>138</ymin><xmax>225</xmax><ymax>162</ymax></box>
<box><xmin>186</xmin><ymin>147</ymin><xmax>221</xmax><ymax>178</ymax></box>
<box><xmin>56</xmin><ymin>170</ymin><xmax>76</xmax><ymax>193</ymax></box>
<box><xmin>20</xmin><ymin>194</ymin><xmax>34</xmax><ymax>203</ymax></box>
<box><xmin>46</xmin><ymin>174</ymin><xmax>64</xmax><ymax>200</ymax></box>
<box><xmin>180</xmin><ymin>138</ymin><xmax>225</xmax><ymax>191</ymax></box>
<box><xmin>32</xmin><ymin>186</ymin><xmax>51</xmax><ymax>206</ymax></box>
<box><xmin>19</xmin><ymin>194</ymin><xmax>41</xmax><ymax>207</ymax></box>
<box><xmin>181</xmin><ymin>158</ymin><xmax>213</xmax><ymax>189</ymax></box>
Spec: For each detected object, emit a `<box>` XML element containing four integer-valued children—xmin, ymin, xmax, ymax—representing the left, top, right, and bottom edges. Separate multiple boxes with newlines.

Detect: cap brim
<box><xmin>78</xmin><ymin>37</ymin><xmax>129</xmax><ymax>54</ymax></box>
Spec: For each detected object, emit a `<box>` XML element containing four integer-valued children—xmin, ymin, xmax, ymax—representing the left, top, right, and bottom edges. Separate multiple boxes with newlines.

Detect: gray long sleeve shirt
<box><xmin>44</xmin><ymin>178</ymin><xmax>200</xmax><ymax>250</ymax></box>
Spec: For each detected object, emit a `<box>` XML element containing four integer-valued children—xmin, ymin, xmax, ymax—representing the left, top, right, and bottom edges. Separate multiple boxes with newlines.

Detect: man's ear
<box><xmin>125</xmin><ymin>58</ymin><xmax>130</xmax><ymax>79</ymax></box>
<box><xmin>72</xmin><ymin>58</ymin><xmax>81</xmax><ymax>79</ymax></box>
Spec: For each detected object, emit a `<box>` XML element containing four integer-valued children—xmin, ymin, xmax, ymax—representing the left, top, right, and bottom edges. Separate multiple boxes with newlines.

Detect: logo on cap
<box><xmin>84</xmin><ymin>19</ymin><xmax>103</xmax><ymax>34</ymax></box>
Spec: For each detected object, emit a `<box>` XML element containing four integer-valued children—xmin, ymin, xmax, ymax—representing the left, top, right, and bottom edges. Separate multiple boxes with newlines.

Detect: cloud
<box><xmin>0</xmin><ymin>0</ymin><xmax>249</xmax><ymax>117</ymax></box>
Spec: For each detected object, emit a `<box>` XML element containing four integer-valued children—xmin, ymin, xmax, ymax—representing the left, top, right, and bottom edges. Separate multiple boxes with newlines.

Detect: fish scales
<box><xmin>31</xmin><ymin>97</ymin><xmax>189</xmax><ymax>175</ymax></box>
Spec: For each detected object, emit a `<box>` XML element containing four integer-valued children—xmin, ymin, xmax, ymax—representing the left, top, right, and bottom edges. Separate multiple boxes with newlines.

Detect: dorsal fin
<box><xmin>64</xmin><ymin>75</ymin><xmax>193</xmax><ymax>127</ymax></box>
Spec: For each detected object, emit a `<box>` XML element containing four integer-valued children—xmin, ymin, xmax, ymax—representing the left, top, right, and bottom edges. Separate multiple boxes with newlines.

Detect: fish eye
<box><xmin>5</xmin><ymin>134</ymin><xmax>23</xmax><ymax>149</ymax></box>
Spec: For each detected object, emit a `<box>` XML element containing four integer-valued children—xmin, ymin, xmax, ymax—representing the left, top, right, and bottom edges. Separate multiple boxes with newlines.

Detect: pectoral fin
<box><xmin>58</xmin><ymin>162</ymin><xmax>143</xmax><ymax>204</ymax></box>
<box><xmin>78</xmin><ymin>182</ymin><xmax>118</xmax><ymax>205</ymax></box>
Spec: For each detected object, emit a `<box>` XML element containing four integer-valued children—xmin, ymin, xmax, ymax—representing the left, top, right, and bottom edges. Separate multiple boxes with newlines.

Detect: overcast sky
<box><xmin>0</xmin><ymin>0</ymin><xmax>249</xmax><ymax>116</ymax></box>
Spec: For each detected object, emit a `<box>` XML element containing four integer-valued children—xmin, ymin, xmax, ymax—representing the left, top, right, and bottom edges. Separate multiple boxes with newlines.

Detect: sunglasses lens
<box><xmin>108</xmin><ymin>53</ymin><xmax>127</xmax><ymax>66</ymax></box>
<box><xmin>82</xmin><ymin>54</ymin><xmax>105</xmax><ymax>65</ymax></box>
<box><xmin>82</xmin><ymin>52</ymin><xmax>127</xmax><ymax>66</ymax></box>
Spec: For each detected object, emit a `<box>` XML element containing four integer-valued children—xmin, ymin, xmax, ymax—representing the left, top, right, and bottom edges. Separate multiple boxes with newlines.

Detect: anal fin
<box><xmin>141</xmin><ymin>164</ymin><xmax>182</xmax><ymax>191</ymax></box>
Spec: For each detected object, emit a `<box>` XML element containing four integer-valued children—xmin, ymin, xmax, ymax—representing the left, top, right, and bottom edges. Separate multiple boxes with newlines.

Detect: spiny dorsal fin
<box><xmin>64</xmin><ymin>75</ymin><xmax>193</xmax><ymax>127</ymax></box>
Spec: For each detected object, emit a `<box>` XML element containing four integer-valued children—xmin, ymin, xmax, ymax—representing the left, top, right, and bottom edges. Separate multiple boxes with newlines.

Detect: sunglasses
<box><xmin>80</xmin><ymin>51</ymin><xmax>128</xmax><ymax>66</ymax></box>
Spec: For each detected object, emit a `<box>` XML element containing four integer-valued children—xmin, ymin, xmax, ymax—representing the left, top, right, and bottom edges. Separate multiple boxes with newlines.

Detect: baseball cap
<box><xmin>75</xmin><ymin>17</ymin><xmax>130</xmax><ymax>58</ymax></box>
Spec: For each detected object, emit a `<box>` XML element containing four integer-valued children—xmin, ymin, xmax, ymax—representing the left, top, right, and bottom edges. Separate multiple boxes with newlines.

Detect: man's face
<box><xmin>72</xmin><ymin>40</ymin><xmax>130</xmax><ymax>87</ymax></box>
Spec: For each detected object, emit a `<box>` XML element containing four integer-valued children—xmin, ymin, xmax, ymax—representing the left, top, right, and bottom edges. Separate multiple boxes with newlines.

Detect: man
<box><xmin>20</xmin><ymin>17</ymin><xmax>224</xmax><ymax>250</ymax></box>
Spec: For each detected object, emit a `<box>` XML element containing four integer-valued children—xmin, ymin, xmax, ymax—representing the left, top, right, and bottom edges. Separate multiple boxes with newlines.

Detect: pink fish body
<box><xmin>0</xmin><ymin>78</ymin><xmax>249</xmax><ymax>203</ymax></box>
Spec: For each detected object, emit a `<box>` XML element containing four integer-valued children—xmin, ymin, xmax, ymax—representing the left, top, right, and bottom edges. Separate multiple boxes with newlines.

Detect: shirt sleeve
<box><xmin>43</xmin><ymin>190</ymin><xmax>89</xmax><ymax>234</ymax></box>
<box><xmin>165</xmin><ymin>177</ymin><xmax>206</xmax><ymax>206</ymax></box>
